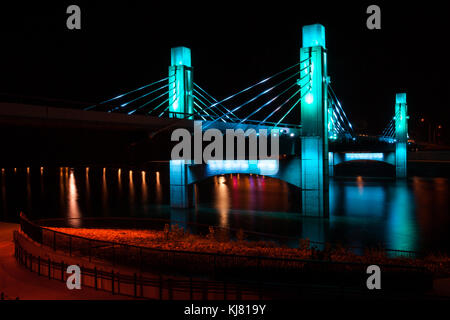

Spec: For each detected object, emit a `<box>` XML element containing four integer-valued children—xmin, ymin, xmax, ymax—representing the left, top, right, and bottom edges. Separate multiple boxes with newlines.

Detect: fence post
<box><xmin>112</xmin><ymin>244</ymin><xmax>115</xmax><ymax>266</ymax></box>
<box><xmin>94</xmin><ymin>267</ymin><xmax>97</xmax><ymax>290</ymax></box>
<box><xmin>139</xmin><ymin>247</ymin><xmax>143</xmax><ymax>272</ymax></box>
<box><xmin>140</xmin><ymin>273</ymin><xmax>143</xmax><ymax>297</ymax></box>
<box><xmin>258</xmin><ymin>281</ymin><xmax>262</xmax><ymax>300</ymax></box>
<box><xmin>202</xmin><ymin>281</ymin><xmax>208</xmax><ymax>300</ymax></box>
<box><xmin>133</xmin><ymin>273</ymin><xmax>137</xmax><ymax>297</ymax></box>
<box><xmin>257</xmin><ymin>256</ymin><xmax>261</xmax><ymax>278</ymax></box>
<box><xmin>53</xmin><ymin>231</ymin><xmax>56</xmax><ymax>251</ymax></box>
<box><xmin>224</xmin><ymin>280</ymin><xmax>227</xmax><ymax>300</ymax></box>
<box><xmin>168</xmin><ymin>278</ymin><xmax>173</xmax><ymax>300</ymax></box>
<box><xmin>159</xmin><ymin>275</ymin><xmax>163</xmax><ymax>300</ymax></box>
<box><xmin>111</xmin><ymin>271</ymin><xmax>115</xmax><ymax>295</ymax></box>
<box><xmin>88</xmin><ymin>240</ymin><xmax>91</xmax><ymax>262</ymax></box>
<box><xmin>117</xmin><ymin>272</ymin><xmax>120</xmax><ymax>295</ymax></box>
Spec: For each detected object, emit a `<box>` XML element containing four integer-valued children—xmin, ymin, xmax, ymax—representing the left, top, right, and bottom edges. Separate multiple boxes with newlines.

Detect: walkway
<box><xmin>0</xmin><ymin>222</ymin><xmax>128</xmax><ymax>300</ymax></box>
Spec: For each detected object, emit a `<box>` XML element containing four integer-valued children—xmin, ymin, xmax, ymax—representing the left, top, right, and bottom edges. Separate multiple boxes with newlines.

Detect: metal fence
<box><xmin>14</xmin><ymin>231</ymin><xmax>267</xmax><ymax>300</ymax></box>
<box><xmin>18</xmin><ymin>213</ymin><xmax>432</xmax><ymax>292</ymax></box>
<box><xmin>33</xmin><ymin>215</ymin><xmax>422</xmax><ymax>259</ymax></box>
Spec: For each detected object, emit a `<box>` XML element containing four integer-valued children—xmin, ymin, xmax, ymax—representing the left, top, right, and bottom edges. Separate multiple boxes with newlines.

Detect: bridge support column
<box><xmin>169</xmin><ymin>47</ymin><xmax>193</xmax><ymax>119</ymax></box>
<box><xmin>328</xmin><ymin>152</ymin><xmax>334</xmax><ymax>177</ymax></box>
<box><xmin>395</xmin><ymin>93</ymin><xmax>408</xmax><ymax>178</ymax></box>
<box><xmin>299</xmin><ymin>24</ymin><xmax>329</xmax><ymax>217</ymax></box>
<box><xmin>169</xmin><ymin>160</ymin><xmax>194</xmax><ymax>208</ymax></box>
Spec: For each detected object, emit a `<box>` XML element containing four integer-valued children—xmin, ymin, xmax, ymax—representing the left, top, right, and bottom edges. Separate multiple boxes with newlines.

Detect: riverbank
<box><xmin>49</xmin><ymin>226</ymin><xmax>450</xmax><ymax>277</ymax></box>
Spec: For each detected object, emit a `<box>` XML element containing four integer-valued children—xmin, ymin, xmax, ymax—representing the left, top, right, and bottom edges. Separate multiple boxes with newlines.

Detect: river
<box><xmin>1</xmin><ymin>166</ymin><xmax>449</xmax><ymax>253</ymax></box>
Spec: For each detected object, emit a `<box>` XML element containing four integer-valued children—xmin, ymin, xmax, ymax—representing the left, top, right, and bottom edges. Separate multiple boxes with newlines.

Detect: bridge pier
<box><xmin>300</xmin><ymin>24</ymin><xmax>329</xmax><ymax>218</ymax></box>
<box><xmin>395</xmin><ymin>93</ymin><xmax>408</xmax><ymax>178</ymax></box>
<box><xmin>328</xmin><ymin>152</ymin><xmax>334</xmax><ymax>177</ymax></box>
<box><xmin>169</xmin><ymin>160</ymin><xmax>195</xmax><ymax>208</ymax></box>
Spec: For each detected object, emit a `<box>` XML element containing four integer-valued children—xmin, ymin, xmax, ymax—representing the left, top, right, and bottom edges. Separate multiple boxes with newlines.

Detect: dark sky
<box><xmin>0</xmin><ymin>1</ymin><xmax>449</xmax><ymax>135</ymax></box>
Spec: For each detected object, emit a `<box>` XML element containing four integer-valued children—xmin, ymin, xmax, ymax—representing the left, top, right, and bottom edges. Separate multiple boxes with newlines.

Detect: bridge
<box><xmin>83</xmin><ymin>24</ymin><xmax>409</xmax><ymax>217</ymax></box>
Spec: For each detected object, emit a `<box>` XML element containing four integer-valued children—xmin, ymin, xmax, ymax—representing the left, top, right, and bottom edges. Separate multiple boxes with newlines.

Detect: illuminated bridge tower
<box><xmin>299</xmin><ymin>24</ymin><xmax>329</xmax><ymax>217</ymax></box>
<box><xmin>169</xmin><ymin>47</ymin><xmax>194</xmax><ymax>208</ymax></box>
<box><xmin>395</xmin><ymin>93</ymin><xmax>408</xmax><ymax>178</ymax></box>
<box><xmin>169</xmin><ymin>46</ymin><xmax>193</xmax><ymax>119</ymax></box>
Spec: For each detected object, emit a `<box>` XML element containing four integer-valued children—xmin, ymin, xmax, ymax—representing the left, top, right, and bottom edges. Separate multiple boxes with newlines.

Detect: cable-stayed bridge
<box><xmin>0</xmin><ymin>24</ymin><xmax>408</xmax><ymax>217</ymax></box>
<box><xmin>81</xmin><ymin>24</ymin><xmax>408</xmax><ymax>217</ymax></box>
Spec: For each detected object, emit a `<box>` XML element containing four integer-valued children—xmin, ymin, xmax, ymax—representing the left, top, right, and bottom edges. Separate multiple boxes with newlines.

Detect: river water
<box><xmin>1</xmin><ymin>166</ymin><xmax>449</xmax><ymax>253</ymax></box>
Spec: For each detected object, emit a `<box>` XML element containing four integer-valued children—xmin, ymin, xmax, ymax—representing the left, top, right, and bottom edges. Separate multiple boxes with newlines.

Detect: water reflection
<box><xmin>386</xmin><ymin>180</ymin><xmax>417</xmax><ymax>251</ymax></box>
<box><xmin>155</xmin><ymin>171</ymin><xmax>162</xmax><ymax>204</ymax></box>
<box><xmin>214</xmin><ymin>176</ymin><xmax>229</xmax><ymax>228</ymax></box>
<box><xmin>102</xmin><ymin>167</ymin><xmax>108</xmax><ymax>214</ymax></box>
<box><xmin>0</xmin><ymin>167</ymin><xmax>449</xmax><ymax>253</ymax></box>
<box><xmin>117</xmin><ymin>168</ymin><xmax>122</xmax><ymax>196</ymax></box>
<box><xmin>141</xmin><ymin>171</ymin><xmax>147</xmax><ymax>203</ymax></box>
<box><xmin>129</xmin><ymin>170</ymin><xmax>135</xmax><ymax>205</ymax></box>
<box><xmin>68</xmin><ymin>170</ymin><xmax>81</xmax><ymax>227</ymax></box>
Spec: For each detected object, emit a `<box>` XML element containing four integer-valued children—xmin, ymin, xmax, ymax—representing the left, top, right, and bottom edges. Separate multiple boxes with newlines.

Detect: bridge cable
<box><xmin>127</xmin><ymin>90</ymin><xmax>169</xmax><ymax>115</ymax></box>
<box><xmin>238</xmin><ymin>81</ymin><xmax>299</xmax><ymax>124</ymax></box>
<box><xmin>270</xmin><ymin>88</ymin><xmax>311</xmax><ymax>130</ymax></box>
<box><xmin>194</xmin><ymin>62</ymin><xmax>302</xmax><ymax>121</ymax></box>
<box><xmin>193</xmin><ymin>84</ymin><xmax>239</xmax><ymax>120</ymax></box>
<box><xmin>84</xmin><ymin>77</ymin><xmax>169</xmax><ymax>111</ymax></box>
<box><xmin>204</xmin><ymin>70</ymin><xmax>301</xmax><ymax>129</ymax></box>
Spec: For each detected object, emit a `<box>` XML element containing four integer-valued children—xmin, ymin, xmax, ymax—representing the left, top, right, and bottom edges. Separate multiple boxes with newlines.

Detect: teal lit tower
<box><xmin>299</xmin><ymin>24</ymin><xmax>329</xmax><ymax>217</ymax></box>
<box><xmin>169</xmin><ymin>47</ymin><xmax>193</xmax><ymax>118</ymax></box>
<box><xmin>395</xmin><ymin>93</ymin><xmax>408</xmax><ymax>178</ymax></box>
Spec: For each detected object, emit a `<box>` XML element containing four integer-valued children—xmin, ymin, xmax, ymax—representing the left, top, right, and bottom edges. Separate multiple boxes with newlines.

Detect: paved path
<box><xmin>0</xmin><ymin>222</ymin><xmax>129</xmax><ymax>300</ymax></box>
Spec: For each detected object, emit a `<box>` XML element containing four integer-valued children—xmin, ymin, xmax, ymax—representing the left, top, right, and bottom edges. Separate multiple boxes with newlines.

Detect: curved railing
<box><xmin>33</xmin><ymin>215</ymin><xmax>422</xmax><ymax>258</ymax></box>
<box><xmin>17</xmin><ymin>212</ymin><xmax>432</xmax><ymax>293</ymax></box>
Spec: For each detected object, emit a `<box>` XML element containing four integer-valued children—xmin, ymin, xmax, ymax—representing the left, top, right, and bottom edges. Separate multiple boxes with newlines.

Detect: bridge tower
<box><xmin>169</xmin><ymin>47</ymin><xmax>193</xmax><ymax>119</ymax></box>
<box><xmin>299</xmin><ymin>24</ymin><xmax>329</xmax><ymax>217</ymax></box>
<box><xmin>169</xmin><ymin>47</ymin><xmax>195</xmax><ymax>208</ymax></box>
<box><xmin>395</xmin><ymin>93</ymin><xmax>408</xmax><ymax>178</ymax></box>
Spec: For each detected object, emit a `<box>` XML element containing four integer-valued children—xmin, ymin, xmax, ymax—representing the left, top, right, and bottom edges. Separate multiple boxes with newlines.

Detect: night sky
<box><xmin>0</xmin><ymin>1</ymin><xmax>449</xmax><ymax>137</ymax></box>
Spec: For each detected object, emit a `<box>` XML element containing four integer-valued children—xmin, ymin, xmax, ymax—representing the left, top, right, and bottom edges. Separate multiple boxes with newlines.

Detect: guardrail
<box><xmin>18</xmin><ymin>213</ymin><xmax>432</xmax><ymax>293</ymax></box>
<box><xmin>33</xmin><ymin>215</ymin><xmax>422</xmax><ymax>259</ymax></box>
<box><xmin>13</xmin><ymin>231</ymin><xmax>266</xmax><ymax>300</ymax></box>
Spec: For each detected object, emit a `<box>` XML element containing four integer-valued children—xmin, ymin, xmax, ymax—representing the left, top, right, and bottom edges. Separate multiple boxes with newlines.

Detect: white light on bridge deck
<box><xmin>207</xmin><ymin>160</ymin><xmax>278</xmax><ymax>175</ymax></box>
<box><xmin>344</xmin><ymin>153</ymin><xmax>384</xmax><ymax>161</ymax></box>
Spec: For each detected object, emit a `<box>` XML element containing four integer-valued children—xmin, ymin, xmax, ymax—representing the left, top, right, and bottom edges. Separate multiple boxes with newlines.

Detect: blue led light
<box><xmin>207</xmin><ymin>160</ymin><xmax>278</xmax><ymax>175</ymax></box>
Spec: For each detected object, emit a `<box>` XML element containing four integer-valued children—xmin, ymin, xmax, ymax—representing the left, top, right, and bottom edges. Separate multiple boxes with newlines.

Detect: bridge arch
<box><xmin>329</xmin><ymin>151</ymin><xmax>396</xmax><ymax>177</ymax></box>
<box><xmin>169</xmin><ymin>159</ymin><xmax>302</xmax><ymax>208</ymax></box>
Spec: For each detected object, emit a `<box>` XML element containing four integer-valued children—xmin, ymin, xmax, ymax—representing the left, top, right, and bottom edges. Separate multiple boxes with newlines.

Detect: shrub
<box><xmin>169</xmin><ymin>224</ymin><xmax>185</xmax><ymax>240</ymax></box>
<box><xmin>298</xmin><ymin>238</ymin><xmax>310</xmax><ymax>251</ymax></box>
<box><xmin>236</xmin><ymin>229</ymin><xmax>246</xmax><ymax>242</ymax></box>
